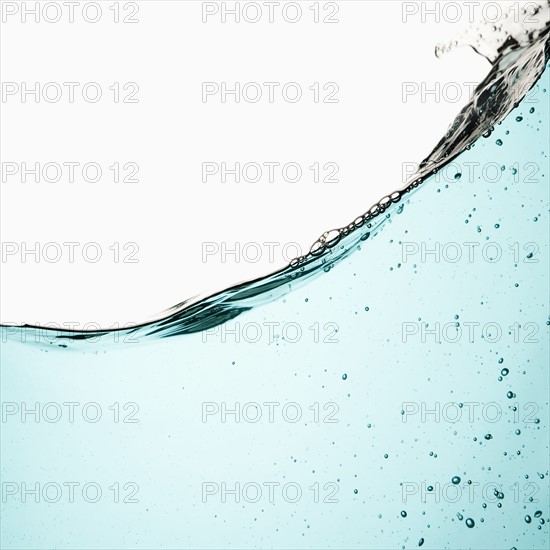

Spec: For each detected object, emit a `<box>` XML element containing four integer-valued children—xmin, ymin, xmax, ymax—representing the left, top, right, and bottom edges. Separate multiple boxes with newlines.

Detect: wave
<box><xmin>2</xmin><ymin>1</ymin><xmax>549</xmax><ymax>347</ymax></box>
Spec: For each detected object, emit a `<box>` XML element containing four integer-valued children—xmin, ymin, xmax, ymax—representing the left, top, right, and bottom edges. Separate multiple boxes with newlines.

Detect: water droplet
<box><xmin>401</xmin><ymin>510</ymin><xmax>407</xmax><ymax>518</ymax></box>
<box><xmin>418</xmin><ymin>538</ymin><xmax>424</xmax><ymax>547</ymax></box>
<box><xmin>465</xmin><ymin>518</ymin><xmax>475</xmax><ymax>528</ymax></box>
<box><xmin>452</xmin><ymin>476</ymin><xmax>461</xmax><ymax>485</ymax></box>
<box><xmin>484</xmin><ymin>434</ymin><xmax>493</xmax><ymax>440</ymax></box>
<box><xmin>525</xmin><ymin>515</ymin><xmax>532</xmax><ymax>523</ymax></box>
<box><xmin>496</xmin><ymin>139</ymin><xmax>503</xmax><ymax>146</ymax></box>
<box><xmin>501</xmin><ymin>368</ymin><xmax>509</xmax><ymax>376</ymax></box>
<box><xmin>534</xmin><ymin>510</ymin><xmax>542</xmax><ymax>518</ymax></box>
<box><xmin>342</xmin><ymin>373</ymin><xmax>347</xmax><ymax>380</ymax></box>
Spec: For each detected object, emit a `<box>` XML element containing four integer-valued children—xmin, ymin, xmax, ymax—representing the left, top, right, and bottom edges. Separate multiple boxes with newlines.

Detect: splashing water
<box><xmin>1</xmin><ymin>7</ymin><xmax>549</xmax><ymax>549</ymax></box>
<box><xmin>2</xmin><ymin>3</ymin><xmax>548</xmax><ymax>346</ymax></box>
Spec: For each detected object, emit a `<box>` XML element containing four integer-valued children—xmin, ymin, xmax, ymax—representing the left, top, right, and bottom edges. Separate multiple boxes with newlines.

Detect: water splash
<box><xmin>2</xmin><ymin>2</ymin><xmax>549</xmax><ymax>347</ymax></box>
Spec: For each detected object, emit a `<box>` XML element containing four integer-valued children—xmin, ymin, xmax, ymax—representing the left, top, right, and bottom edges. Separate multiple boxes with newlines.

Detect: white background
<box><xmin>1</xmin><ymin>0</ymin><xmax>495</xmax><ymax>326</ymax></box>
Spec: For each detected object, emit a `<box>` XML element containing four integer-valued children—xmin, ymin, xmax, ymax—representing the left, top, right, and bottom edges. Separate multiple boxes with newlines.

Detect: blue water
<box><xmin>1</xmin><ymin>65</ymin><xmax>548</xmax><ymax>549</ymax></box>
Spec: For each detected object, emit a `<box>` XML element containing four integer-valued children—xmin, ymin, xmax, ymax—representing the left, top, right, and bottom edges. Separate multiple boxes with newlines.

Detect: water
<box><xmin>1</xmin><ymin>7</ymin><xmax>549</xmax><ymax>550</ymax></box>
